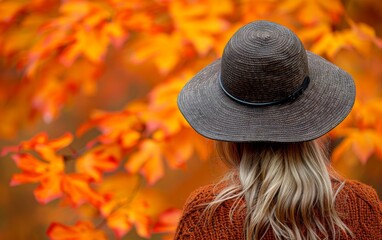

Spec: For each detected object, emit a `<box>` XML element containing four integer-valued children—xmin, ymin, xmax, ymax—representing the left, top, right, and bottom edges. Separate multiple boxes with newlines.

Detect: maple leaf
<box><xmin>27</xmin><ymin>59</ymin><xmax>102</xmax><ymax>122</ymax></box>
<box><xmin>35</xmin><ymin>176</ymin><xmax>64</xmax><ymax>205</ymax></box>
<box><xmin>98</xmin><ymin>174</ymin><xmax>153</xmax><ymax>238</ymax></box>
<box><xmin>103</xmin><ymin>21</ymin><xmax>128</xmax><ymax>48</ymax></box>
<box><xmin>277</xmin><ymin>0</ymin><xmax>344</xmax><ymax>25</ymax></box>
<box><xmin>354</xmin><ymin>98</ymin><xmax>382</xmax><ymax>128</ymax></box>
<box><xmin>2</xmin><ymin>132</ymin><xmax>73</xmax><ymax>156</ymax></box>
<box><xmin>306</xmin><ymin>20</ymin><xmax>382</xmax><ymax>59</ymax></box>
<box><xmin>77</xmin><ymin>107</ymin><xmax>143</xmax><ymax>148</ymax></box>
<box><xmin>26</xmin><ymin>1</ymin><xmax>114</xmax><ymax>70</ymax></box>
<box><xmin>61</xmin><ymin>173</ymin><xmax>105</xmax><ymax>208</ymax></box>
<box><xmin>10</xmin><ymin>147</ymin><xmax>65</xmax><ymax>203</ymax></box>
<box><xmin>161</xmin><ymin>132</ymin><xmax>193</xmax><ymax>169</ymax></box>
<box><xmin>169</xmin><ymin>0</ymin><xmax>232</xmax><ymax>55</ymax></box>
<box><xmin>76</xmin><ymin>144</ymin><xmax>122</xmax><ymax>182</ymax></box>
<box><xmin>125</xmin><ymin>139</ymin><xmax>164</xmax><ymax>185</ymax></box>
<box><xmin>10</xmin><ymin>154</ymin><xmax>51</xmax><ymax>184</ymax></box>
<box><xmin>17</xmin><ymin>1</ymin><xmax>128</xmax><ymax>125</ymax></box>
<box><xmin>330</xmin><ymin>98</ymin><xmax>382</xmax><ymax>164</ymax></box>
<box><xmin>59</xmin><ymin>26</ymin><xmax>110</xmax><ymax>66</ymax></box>
<box><xmin>125</xmin><ymin>128</ymin><xmax>211</xmax><ymax>184</ymax></box>
<box><xmin>143</xmin><ymin>76</ymin><xmax>189</xmax><ymax>137</ymax></box>
<box><xmin>112</xmin><ymin>1</ymin><xmax>154</xmax><ymax>34</ymax></box>
<box><xmin>5</xmin><ymin>133</ymin><xmax>106</xmax><ymax>206</ymax></box>
<box><xmin>47</xmin><ymin>221</ymin><xmax>107</xmax><ymax>240</ymax></box>
<box><xmin>153</xmin><ymin>208</ymin><xmax>182</xmax><ymax>240</ymax></box>
<box><xmin>332</xmin><ymin>98</ymin><xmax>382</xmax><ymax>133</ymax></box>
<box><xmin>130</xmin><ymin>32</ymin><xmax>187</xmax><ymax>74</ymax></box>
<box><xmin>106</xmin><ymin>201</ymin><xmax>152</xmax><ymax>238</ymax></box>
<box><xmin>332</xmin><ymin>128</ymin><xmax>382</xmax><ymax>164</ymax></box>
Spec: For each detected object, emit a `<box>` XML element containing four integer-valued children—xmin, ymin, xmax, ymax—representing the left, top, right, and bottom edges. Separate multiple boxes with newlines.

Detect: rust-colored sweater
<box><xmin>175</xmin><ymin>180</ymin><xmax>382</xmax><ymax>239</ymax></box>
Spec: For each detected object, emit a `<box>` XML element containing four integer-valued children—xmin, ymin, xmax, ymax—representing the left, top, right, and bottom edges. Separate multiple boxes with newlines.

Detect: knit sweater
<box><xmin>174</xmin><ymin>180</ymin><xmax>382</xmax><ymax>239</ymax></box>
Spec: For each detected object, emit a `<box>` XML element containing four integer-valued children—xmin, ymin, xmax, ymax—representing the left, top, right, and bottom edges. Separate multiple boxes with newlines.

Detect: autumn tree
<box><xmin>1</xmin><ymin>0</ymin><xmax>382</xmax><ymax>239</ymax></box>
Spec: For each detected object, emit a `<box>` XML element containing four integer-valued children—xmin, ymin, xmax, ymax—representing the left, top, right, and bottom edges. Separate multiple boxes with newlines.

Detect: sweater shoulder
<box><xmin>182</xmin><ymin>184</ymin><xmax>220</xmax><ymax>212</ymax></box>
<box><xmin>342</xmin><ymin>179</ymin><xmax>381</xmax><ymax>206</ymax></box>
<box><xmin>174</xmin><ymin>183</ymin><xmax>244</xmax><ymax>240</ymax></box>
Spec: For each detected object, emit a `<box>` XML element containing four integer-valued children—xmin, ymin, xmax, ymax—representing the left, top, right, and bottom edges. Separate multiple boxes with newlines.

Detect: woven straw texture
<box><xmin>174</xmin><ymin>180</ymin><xmax>382</xmax><ymax>239</ymax></box>
<box><xmin>178</xmin><ymin>21</ymin><xmax>355</xmax><ymax>142</ymax></box>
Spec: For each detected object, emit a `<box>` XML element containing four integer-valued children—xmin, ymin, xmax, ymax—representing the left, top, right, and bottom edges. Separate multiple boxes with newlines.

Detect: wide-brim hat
<box><xmin>177</xmin><ymin>20</ymin><xmax>355</xmax><ymax>142</ymax></box>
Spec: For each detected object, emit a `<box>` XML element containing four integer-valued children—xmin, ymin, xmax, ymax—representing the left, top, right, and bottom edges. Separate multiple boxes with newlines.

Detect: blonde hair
<box><xmin>205</xmin><ymin>140</ymin><xmax>353</xmax><ymax>240</ymax></box>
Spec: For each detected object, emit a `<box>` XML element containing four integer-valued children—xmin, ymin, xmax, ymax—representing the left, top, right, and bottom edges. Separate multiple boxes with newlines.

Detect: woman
<box><xmin>175</xmin><ymin>21</ymin><xmax>382</xmax><ymax>239</ymax></box>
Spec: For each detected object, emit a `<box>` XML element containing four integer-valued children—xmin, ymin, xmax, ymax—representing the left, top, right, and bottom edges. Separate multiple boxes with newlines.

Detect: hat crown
<box><xmin>220</xmin><ymin>21</ymin><xmax>309</xmax><ymax>104</ymax></box>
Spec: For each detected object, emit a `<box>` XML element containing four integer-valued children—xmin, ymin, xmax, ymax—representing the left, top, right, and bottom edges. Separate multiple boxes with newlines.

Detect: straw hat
<box><xmin>177</xmin><ymin>20</ymin><xmax>355</xmax><ymax>142</ymax></box>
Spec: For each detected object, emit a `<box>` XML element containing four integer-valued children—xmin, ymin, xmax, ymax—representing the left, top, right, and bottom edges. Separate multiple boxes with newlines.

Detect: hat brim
<box><xmin>177</xmin><ymin>51</ymin><xmax>355</xmax><ymax>142</ymax></box>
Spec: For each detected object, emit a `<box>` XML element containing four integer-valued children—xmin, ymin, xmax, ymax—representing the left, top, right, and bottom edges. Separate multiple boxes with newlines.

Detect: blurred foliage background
<box><xmin>0</xmin><ymin>0</ymin><xmax>382</xmax><ymax>239</ymax></box>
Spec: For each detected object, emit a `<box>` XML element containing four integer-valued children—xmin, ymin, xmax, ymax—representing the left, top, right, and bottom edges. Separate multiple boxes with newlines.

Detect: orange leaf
<box><xmin>9</xmin><ymin>148</ymin><xmax>65</xmax><ymax>203</ymax></box>
<box><xmin>61</xmin><ymin>174</ymin><xmax>105</xmax><ymax>207</ymax></box>
<box><xmin>2</xmin><ymin>132</ymin><xmax>73</xmax><ymax>155</ymax></box>
<box><xmin>162</xmin><ymin>131</ymin><xmax>193</xmax><ymax>169</ymax></box>
<box><xmin>332</xmin><ymin>129</ymin><xmax>380</xmax><ymax>164</ymax></box>
<box><xmin>106</xmin><ymin>200</ymin><xmax>152</xmax><ymax>238</ymax></box>
<box><xmin>98</xmin><ymin>174</ymin><xmax>141</xmax><ymax>216</ymax></box>
<box><xmin>76</xmin><ymin>108</ymin><xmax>143</xmax><ymax>149</ymax></box>
<box><xmin>59</xmin><ymin>26</ymin><xmax>109</xmax><ymax>66</ymax></box>
<box><xmin>143</xmin><ymin>75</ymin><xmax>189</xmax><ymax>137</ymax></box>
<box><xmin>120</xmin><ymin>130</ymin><xmax>141</xmax><ymax>148</ymax></box>
<box><xmin>153</xmin><ymin>208</ymin><xmax>182</xmax><ymax>234</ymax></box>
<box><xmin>47</xmin><ymin>221</ymin><xmax>106</xmax><ymax>240</ymax></box>
<box><xmin>11</xmin><ymin>153</ymin><xmax>49</xmax><ymax>179</ymax></box>
<box><xmin>103</xmin><ymin>21</ymin><xmax>128</xmax><ymax>48</ymax></box>
<box><xmin>348</xmin><ymin>19</ymin><xmax>382</xmax><ymax>49</ymax></box>
<box><xmin>332</xmin><ymin>137</ymin><xmax>353</xmax><ymax>163</ymax></box>
<box><xmin>169</xmin><ymin>0</ymin><xmax>232</xmax><ymax>55</ymax></box>
<box><xmin>125</xmin><ymin>139</ymin><xmax>164</xmax><ymax>185</ymax></box>
<box><xmin>76</xmin><ymin>145</ymin><xmax>122</xmax><ymax>182</ymax></box>
<box><xmin>34</xmin><ymin>176</ymin><xmax>64</xmax><ymax>204</ymax></box>
<box><xmin>352</xmin><ymin>132</ymin><xmax>375</xmax><ymax>164</ymax></box>
<box><xmin>0</xmin><ymin>1</ymin><xmax>27</xmax><ymax>22</ymax></box>
<box><xmin>130</xmin><ymin>32</ymin><xmax>185</xmax><ymax>74</ymax></box>
<box><xmin>97</xmin><ymin>174</ymin><xmax>153</xmax><ymax>238</ymax></box>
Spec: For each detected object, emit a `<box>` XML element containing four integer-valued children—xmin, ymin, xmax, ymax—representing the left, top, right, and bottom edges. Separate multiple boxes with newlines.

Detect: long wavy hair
<box><xmin>204</xmin><ymin>140</ymin><xmax>354</xmax><ymax>240</ymax></box>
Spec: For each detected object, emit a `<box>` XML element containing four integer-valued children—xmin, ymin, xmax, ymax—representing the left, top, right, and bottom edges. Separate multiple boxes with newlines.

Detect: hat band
<box><xmin>219</xmin><ymin>75</ymin><xmax>310</xmax><ymax>106</ymax></box>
